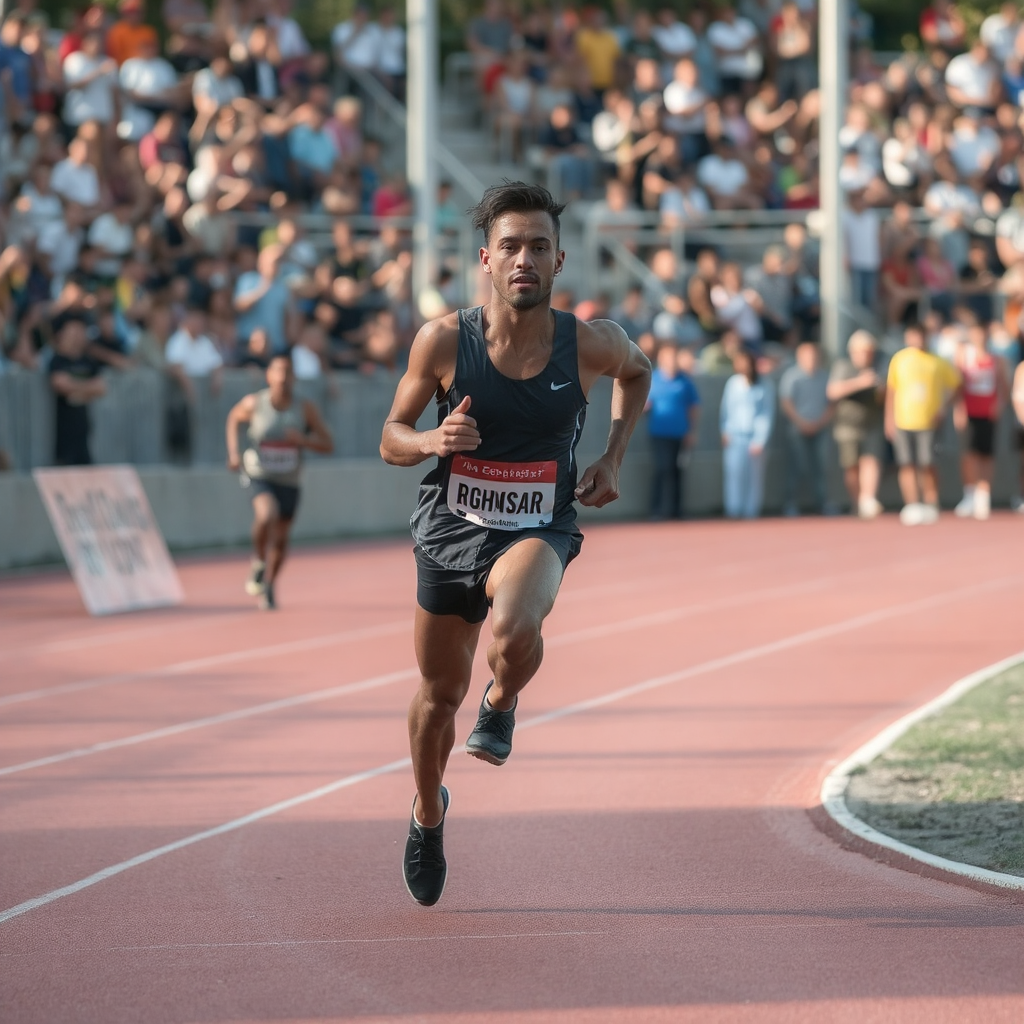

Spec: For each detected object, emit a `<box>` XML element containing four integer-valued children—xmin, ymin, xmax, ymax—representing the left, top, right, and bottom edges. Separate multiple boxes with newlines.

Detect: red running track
<box><xmin>2</xmin><ymin>517</ymin><xmax>1024</xmax><ymax>1023</ymax></box>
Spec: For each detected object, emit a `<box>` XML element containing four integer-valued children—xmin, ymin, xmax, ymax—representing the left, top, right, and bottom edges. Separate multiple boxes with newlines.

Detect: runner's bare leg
<box><xmin>484</xmin><ymin>538</ymin><xmax>564</xmax><ymax>712</ymax></box>
<box><xmin>410</xmin><ymin>609</ymin><xmax>483</xmax><ymax>826</ymax></box>
<box><xmin>265</xmin><ymin>518</ymin><xmax>291</xmax><ymax>585</ymax></box>
<box><xmin>252</xmin><ymin>491</ymin><xmax>278</xmax><ymax>564</ymax></box>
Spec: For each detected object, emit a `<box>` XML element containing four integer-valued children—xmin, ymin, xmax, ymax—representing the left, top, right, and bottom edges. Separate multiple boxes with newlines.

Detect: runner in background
<box><xmin>225</xmin><ymin>353</ymin><xmax>333</xmax><ymax>609</ymax></box>
<box><xmin>954</xmin><ymin>322</ymin><xmax>1009</xmax><ymax>521</ymax></box>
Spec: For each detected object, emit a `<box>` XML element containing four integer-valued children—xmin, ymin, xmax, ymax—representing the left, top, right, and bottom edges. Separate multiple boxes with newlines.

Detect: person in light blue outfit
<box><xmin>720</xmin><ymin>348</ymin><xmax>775</xmax><ymax>519</ymax></box>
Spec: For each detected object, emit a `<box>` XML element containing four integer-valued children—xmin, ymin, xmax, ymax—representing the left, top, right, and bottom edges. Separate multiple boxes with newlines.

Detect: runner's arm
<box><xmin>225</xmin><ymin>393</ymin><xmax>257</xmax><ymax>471</ymax></box>
<box><xmin>576</xmin><ymin>319</ymin><xmax>652</xmax><ymax>507</ymax></box>
<box><xmin>380</xmin><ymin>316</ymin><xmax>480</xmax><ymax>467</ymax></box>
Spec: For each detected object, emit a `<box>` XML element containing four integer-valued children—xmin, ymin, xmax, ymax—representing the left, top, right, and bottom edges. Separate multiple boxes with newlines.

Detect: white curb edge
<box><xmin>820</xmin><ymin>651</ymin><xmax>1024</xmax><ymax>891</ymax></box>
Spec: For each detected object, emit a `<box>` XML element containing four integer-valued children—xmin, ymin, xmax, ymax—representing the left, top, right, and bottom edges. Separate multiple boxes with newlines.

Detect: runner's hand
<box><xmin>575</xmin><ymin>454</ymin><xmax>620</xmax><ymax>507</ymax></box>
<box><xmin>227</xmin><ymin>453</ymin><xmax>241</xmax><ymax>472</ymax></box>
<box><xmin>433</xmin><ymin>395</ymin><xmax>481</xmax><ymax>456</ymax></box>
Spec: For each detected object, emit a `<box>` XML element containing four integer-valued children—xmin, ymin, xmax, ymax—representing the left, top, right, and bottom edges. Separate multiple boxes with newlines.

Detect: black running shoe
<box><xmin>465</xmin><ymin>681</ymin><xmax>516</xmax><ymax>766</ymax></box>
<box><xmin>258</xmin><ymin>582</ymin><xmax>276</xmax><ymax>610</ymax></box>
<box><xmin>245</xmin><ymin>559</ymin><xmax>266</xmax><ymax>596</ymax></box>
<box><xmin>403</xmin><ymin>785</ymin><xmax>449</xmax><ymax>906</ymax></box>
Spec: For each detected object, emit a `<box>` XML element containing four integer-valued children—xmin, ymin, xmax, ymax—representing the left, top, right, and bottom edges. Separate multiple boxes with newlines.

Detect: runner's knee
<box><xmin>491</xmin><ymin>612</ymin><xmax>542</xmax><ymax>665</ymax></box>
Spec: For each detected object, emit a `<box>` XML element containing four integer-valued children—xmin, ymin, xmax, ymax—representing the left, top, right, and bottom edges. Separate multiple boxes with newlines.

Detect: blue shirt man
<box><xmin>647</xmin><ymin>344</ymin><xmax>701</xmax><ymax>519</ymax></box>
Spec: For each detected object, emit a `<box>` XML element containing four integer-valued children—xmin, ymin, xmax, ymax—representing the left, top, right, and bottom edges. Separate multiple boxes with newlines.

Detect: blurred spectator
<box><xmin>945</xmin><ymin>41</ymin><xmax>1001</xmax><ymax>113</ymax></box>
<box><xmin>539</xmin><ymin>104</ymin><xmax>594</xmax><ymax>200</ymax></box>
<box><xmin>165</xmin><ymin>305</ymin><xmax>223</xmax><ymax>398</ymax></box>
<box><xmin>711</xmin><ymin>262</ymin><xmax>762</xmax><ymax>348</ymax></box>
<box><xmin>828</xmin><ymin>330</ymin><xmax>887</xmax><ymax>519</ymax></box>
<box><xmin>843</xmin><ymin>192</ymin><xmax>881</xmax><ymax>312</ymax></box>
<box><xmin>707</xmin><ymin>7</ymin><xmax>761</xmax><ymax>98</ymax></box>
<box><xmin>49</xmin><ymin>317</ymin><xmax>106</xmax><ymax>466</ymax></box>
<box><xmin>920</xmin><ymin>0</ymin><xmax>966</xmax><ymax>55</ymax></box>
<box><xmin>770</xmin><ymin>2</ymin><xmax>815</xmax><ymax>103</ymax></box>
<box><xmin>697</xmin><ymin>138</ymin><xmax>762</xmax><ymax>210</ymax></box>
<box><xmin>576</xmin><ymin>7</ymin><xmax>620</xmax><ymax>95</ymax></box>
<box><xmin>646</xmin><ymin>341</ymin><xmax>701</xmax><ymax>521</ymax></box>
<box><xmin>885</xmin><ymin>322</ymin><xmax>962</xmax><ymax>526</ymax></box>
<box><xmin>779</xmin><ymin>342</ymin><xmax>834</xmax><ymax>517</ymax></box>
<box><xmin>465</xmin><ymin>0</ymin><xmax>513</xmax><ymax>102</ymax></box>
<box><xmin>235</xmin><ymin>244</ymin><xmax>292</xmax><ymax>357</ymax></box>
<box><xmin>375</xmin><ymin>6</ymin><xmax>406</xmax><ymax>99</ymax></box>
<box><xmin>493</xmin><ymin>51</ymin><xmax>535</xmax><ymax>162</ymax></box>
<box><xmin>107</xmin><ymin>0</ymin><xmax>159</xmax><ymax>67</ymax></box>
<box><xmin>953</xmin><ymin>321</ymin><xmax>1008</xmax><ymax>521</ymax></box>
<box><xmin>744</xmin><ymin>246</ymin><xmax>794</xmax><ymax>344</ymax></box>
<box><xmin>1012</xmin><ymin>356</ymin><xmax>1024</xmax><ymax>510</ymax></box>
<box><xmin>720</xmin><ymin>347</ymin><xmax>774</xmax><ymax>519</ymax></box>
<box><xmin>63</xmin><ymin>31</ymin><xmax>118</xmax><ymax>130</ymax></box>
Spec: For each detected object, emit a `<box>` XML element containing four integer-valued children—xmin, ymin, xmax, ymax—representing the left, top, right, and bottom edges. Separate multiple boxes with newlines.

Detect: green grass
<box><xmin>845</xmin><ymin>663</ymin><xmax>1024</xmax><ymax>876</ymax></box>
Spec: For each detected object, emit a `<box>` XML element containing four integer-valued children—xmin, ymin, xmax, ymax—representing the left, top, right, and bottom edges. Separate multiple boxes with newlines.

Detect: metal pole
<box><xmin>407</xmin><ymin>0</ymin><xmax>439</xmax><ymax>302</ymax></box>
<box><xmin>818</xmin><ymin>0</ymin><xmax>848</xmax><ymax>358</ymax></box>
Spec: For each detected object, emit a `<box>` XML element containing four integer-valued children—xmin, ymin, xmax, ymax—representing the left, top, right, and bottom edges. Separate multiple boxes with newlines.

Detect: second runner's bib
<box><xmin>447</xmin><ymin>454</ymin><xmax>556</xmax><ymax>530</ymax></box>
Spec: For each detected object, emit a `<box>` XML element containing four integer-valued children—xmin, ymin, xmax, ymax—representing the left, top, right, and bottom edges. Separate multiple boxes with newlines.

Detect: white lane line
<box><xmin>0</xmin><ymin>669</ymin><xmax>420</xmax><ymax>778</ymax></box>
<box><xmin>821</xmin><ymin>651</ymin><xmax>1024</xmax><ymax>892</ymax></box>
<box><xmin>2</xmin><ymin>574</ymin><xmax>1012</xmax><ymax>926</ymax></box>
<box><xmin>96</xmin><ymin>931</ymin><xmax>613</xmax><ymax>951</ymax></box>
<box><xmin>0</xmin><ymin>620</ymin><xmax>412</xmax><ymax>709</ymax></box>
<box><xmin>0</xmin><ymin>574</ymin><xmax>846</xmax><ymax>777</ymax></box>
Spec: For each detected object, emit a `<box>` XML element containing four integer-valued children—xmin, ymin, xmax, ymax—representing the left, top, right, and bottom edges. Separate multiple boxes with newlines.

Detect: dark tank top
<box><xmin>411</xmin><ymin>306</ymin><xmax>588</xmax><ymax>571</ymax></box>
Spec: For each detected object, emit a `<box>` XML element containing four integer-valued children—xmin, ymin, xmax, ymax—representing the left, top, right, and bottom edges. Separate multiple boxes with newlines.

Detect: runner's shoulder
<box><xmin>410</xmin><ymin>311</ymin><xmax>461</xmax><ymax>375</ymax></box>
<box><xmin>576</xmin><ymin>317</ymin><xmax>635</xmax><ymax>367</ymax></box>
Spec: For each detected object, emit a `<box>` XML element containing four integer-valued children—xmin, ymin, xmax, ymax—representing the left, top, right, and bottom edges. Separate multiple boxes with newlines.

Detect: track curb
<box><xmin>817</xmin><ymin>651</ymin><xmax>1024</xmax><ymax>896</ymax></box>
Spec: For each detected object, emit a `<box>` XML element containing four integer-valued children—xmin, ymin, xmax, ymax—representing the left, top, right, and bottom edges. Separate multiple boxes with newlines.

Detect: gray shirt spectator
<box><xmin>779</xmin><ymin>351</ymin><xmax>830</xmax><ymax>427</ymax></box>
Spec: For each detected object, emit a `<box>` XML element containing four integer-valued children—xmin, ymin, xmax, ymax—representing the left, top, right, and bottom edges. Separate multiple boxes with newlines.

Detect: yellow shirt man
<box><xmin>887</xmin><ymin>345</ymin><xmax>962</xmax><ymax>431</ymax></box>
<box><xmin>576</xmin><ymin>27</ymin><xmax>620</xmax><ymax>91</ymax></box>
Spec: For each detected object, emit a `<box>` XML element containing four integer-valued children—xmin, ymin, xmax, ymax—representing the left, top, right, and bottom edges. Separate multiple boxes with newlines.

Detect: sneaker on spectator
<box><xmin>858</xmin><ymin>496</ymin><xmax>883</xmax><ymax>520</ymax></box>
<box><xmin>900</xmin><ymin>503</ymin><xmax>925</xmax><ymax>526</ymax></box>
<box><xmin>919</xmin><ymin>504</ymin><xmax>940</xmax><ymax>525</ymax></box>
<box><xmin>954</xmin><ymin>488</ymin><xmax>975</xmax><ymax>517</ymax></box>
<box><xmin>973</xmin><ymin>489</ymin><xmax>991</xmax><ymax>521</ymax></box>
<box><xmin>1012</xmin><ymin>497</ymin><xmax>1024</xmax><ymax>514</ymax></box>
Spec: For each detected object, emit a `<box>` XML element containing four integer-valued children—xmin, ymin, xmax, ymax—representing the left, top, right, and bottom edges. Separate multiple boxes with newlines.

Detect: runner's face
<box><xmin>267</xmin><ymin>358</ymin><xmax>294</xmax><ymax>394</ymax></box>
<box><xmin>482</xmin><ymin>212</ymin><xmax>564</xmax><ymax>312</ymax></box>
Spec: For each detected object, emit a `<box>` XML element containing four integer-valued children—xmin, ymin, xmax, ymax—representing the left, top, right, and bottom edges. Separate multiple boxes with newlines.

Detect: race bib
<box><xmin>447</xmin><ymin>454</ymin><xmax>557</xmax><ymax>531</ymax></box>
<box><xmin>245</xmin><ymin>441</ymin><xmax>300</xmax><ymax>476</ymax></box>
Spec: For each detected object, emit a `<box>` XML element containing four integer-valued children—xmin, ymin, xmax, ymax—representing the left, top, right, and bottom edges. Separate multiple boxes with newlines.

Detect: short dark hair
<box><xmin>469</xmin><ymin>180</ymin><xmax>566</xmax><ymax>244</ymax></box>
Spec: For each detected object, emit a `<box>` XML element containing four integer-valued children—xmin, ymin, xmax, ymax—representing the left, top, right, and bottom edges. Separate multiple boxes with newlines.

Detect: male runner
<box><xmin>380</xmin><ymin>181</ymin><xmax>651</xmax><ymax>906</ymax></box>
<box><xmin>226</xmin><ymin>352</ymin><xmax>334</xmax><ymax>609</ymax></box>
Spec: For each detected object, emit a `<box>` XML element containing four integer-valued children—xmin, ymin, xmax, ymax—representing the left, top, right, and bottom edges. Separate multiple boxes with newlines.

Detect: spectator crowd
<box><xmin>0</xmin><ymin>0</ymin><xmax>429</xmax><ymax>435</ymax></box>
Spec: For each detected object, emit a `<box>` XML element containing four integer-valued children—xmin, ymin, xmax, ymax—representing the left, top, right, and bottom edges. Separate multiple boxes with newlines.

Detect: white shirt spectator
<box><xmin>651</xmin><ymin>21</ymin><xmax>696</xmax><ymax>59</ymax></box>
<box><xmin>51</xmin><ymin>158</ymin><xmax>100</xmax><ymax>207</ymax></box>
<box><xmin>63</xmin><ymin>52</ymin><xmax>117</xmax><ymax>125</ymax></box>
<box><xmin>996</xmin><ymin>207</ymin><xmax>1024</xmax><ymax>254</ymax></box>
<box><xmin>331</xmin><ymin>18</ymin><xmax>381</xmax><ymax>70</ymax></box>
<box><xmin>697</xmin><ymin>153</ymin><xmax>749</xmax><ymax>196</ymax></box>
<box><xmin>663</xmin><ymin>81</ymin><xmax>706</xmax><ymax>133</ymax></box>
<box><xmin>945</xmin><ymin>52</ymin><xmax>999</xmax><ymax>106</ymax></box>
<box><xmin>88</xmin><ymin>212</ymin><xmax>136</xmax><ymax>275</ymax></box>
<box><xmin>165</xmin><ymin>329</ymin><xmax>224</xmax><ymax>375</ymax></box>
<box><xmin>119</xmin><ymin>56</ymin><xmax>179</xmax><ymax>140</ymax></box>
<box><xmin>17</xmin><ymin>182</ymin><xmax>64</xmax><ymax>234</ymax></box>
<box><xmin>292</xmin><ymin>342</ymin><xmax>322</xmax><ymax>379</ymax></box>
<box><xmin>269</xmin><ymin>14</ymin><xmax>310</xmax><ymax>60</ymax></box>
<box><xmin>711</xmin><ymin>285</ymin><xmax>762</xmax><ymax>342</ymax></box>
<box><xmin>707</xmin><ymin>16</ymin><xmax>762</xmax><ymax>80</ymax></box>
<box><xmin>981</xmin><ymin>10</ymin><xmax>1019</xmax><ymax>63</ymax></box>
<box><xmin>948</xmin><ymin>123</ymin><xmax>1000</xmax><ymax>178</ymax></box>
<box><xmin>192</xmin><ymin>66</ymin><xmax>243</xmax><ymax>108</ymax></box>
<box><xmin>37</xmin><ymin>221</ymin><xmax>83</xmax><ymax>277</ymax></box>
<box><xmin>377</xmin><ymin>23</ymin><xmax>406</xmax><ymax>76</ymax></box>
<box><xmin>924</xmin><ymin>180</ymin><xmax>982</xmax><ymax>219</ymax></box>
<box><xmin>842</xmin><ymin>206</ymin><xmax>882</xmax><ymax>271</ymax></box>
<box><xmin>659</xmin><ymin>184</ymin><xmax>710</xmax><ymax>223</ymax></box>
<box><xmin>882</xmin><ymin>135</ymin><xmax>931</xmax><ymax>189</ymax></box>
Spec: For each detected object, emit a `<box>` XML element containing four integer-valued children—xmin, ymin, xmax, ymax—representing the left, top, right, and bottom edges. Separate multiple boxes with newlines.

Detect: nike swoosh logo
<box><xmin>550</xmin><ymin>382</ymin><xmax>572</xmax><ymax>391</ymax></box>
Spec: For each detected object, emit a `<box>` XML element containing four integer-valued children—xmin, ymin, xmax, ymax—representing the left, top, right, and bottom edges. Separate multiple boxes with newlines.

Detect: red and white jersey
<box><xmin>960</xmin><ymin>345</ymin><xmax>998</xmax><ymax>420</ymax></box>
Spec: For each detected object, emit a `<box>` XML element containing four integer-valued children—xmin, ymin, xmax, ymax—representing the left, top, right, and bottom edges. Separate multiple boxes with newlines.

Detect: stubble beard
<box><xmin>498</xmin><ymin>280</ymin><xmax>552</xmax><ymax>312</ymax></box>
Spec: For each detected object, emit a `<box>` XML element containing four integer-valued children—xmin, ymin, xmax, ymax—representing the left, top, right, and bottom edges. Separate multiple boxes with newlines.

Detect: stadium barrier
<box><xmin>4</xmin><ymin>371</ymin><xmax>1020</xmax><ymax>571</ymax></box>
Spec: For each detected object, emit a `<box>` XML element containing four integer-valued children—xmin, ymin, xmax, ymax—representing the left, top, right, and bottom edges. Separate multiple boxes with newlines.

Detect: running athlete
<box><xmin>954</xmin><ymin>322</ymin><xmax>1008</xmax><ymax>521</ymax></box>
<box><xmin>226</xmin><ymin>353</ymin><xmax>334</xmax><ymax>609</ymax></box>
<box><xmin>380</xmin><ymin>182</ymin><xmax>652</xmax><ymax>906</ymax></box>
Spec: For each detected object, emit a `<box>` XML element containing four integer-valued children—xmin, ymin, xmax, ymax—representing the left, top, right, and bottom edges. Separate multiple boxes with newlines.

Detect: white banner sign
<box><xmin>33</xmin><ymin>466</ymin><xmax>184</xmax><ymax>616</ymax></box>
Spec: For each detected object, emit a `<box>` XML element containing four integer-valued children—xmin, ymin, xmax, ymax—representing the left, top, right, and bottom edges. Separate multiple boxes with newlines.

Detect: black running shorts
<box><xmin>250</xmin><ymin>478</ymin><xmax>301</xmax><ymax>521</ymax></box>
<box><xmin>414</xmin><ymin>529</ymin><xmax>583</xmax><ymax>624</ymax></box>
<box><xmin>967</xmin><ymin>416</ymin><xmax>995</xmax><ymax>457</ymax></box>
